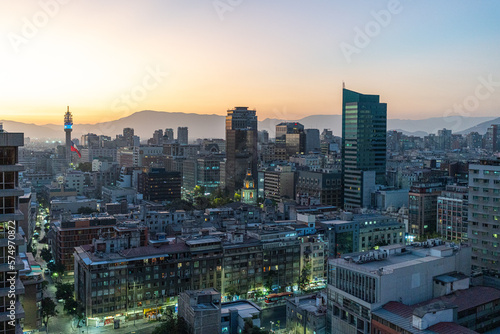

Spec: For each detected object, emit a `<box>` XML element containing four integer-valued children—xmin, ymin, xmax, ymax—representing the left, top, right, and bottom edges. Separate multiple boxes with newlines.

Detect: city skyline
<box><xmin>1</xmin><ymin>1</ymin><xmax>500</xmax><ymax>124</ymax></box>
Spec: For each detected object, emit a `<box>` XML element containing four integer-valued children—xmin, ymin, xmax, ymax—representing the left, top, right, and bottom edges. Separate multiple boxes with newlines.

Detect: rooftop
<box><xmin>330</xmin><ymin>241</ymin><xmax>465</xmax><ymax>275</ymax></box>
<box><xmin>221</xmin><ymin>300</ymin><xmax>261</xmax><ymax>319</ymax></box>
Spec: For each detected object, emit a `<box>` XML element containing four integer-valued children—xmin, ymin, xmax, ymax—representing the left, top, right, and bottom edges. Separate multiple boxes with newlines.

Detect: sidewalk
<box><xmin>78</xmin><ymin>318</ymin><xmax>160</xmax><ymax>334</ymax></box>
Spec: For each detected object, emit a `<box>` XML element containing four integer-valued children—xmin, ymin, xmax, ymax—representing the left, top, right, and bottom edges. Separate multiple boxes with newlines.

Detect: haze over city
<box><xmin>1</xmin><ymin>0</ymin><xmax>500</xmax><ymax>124</ymax></box>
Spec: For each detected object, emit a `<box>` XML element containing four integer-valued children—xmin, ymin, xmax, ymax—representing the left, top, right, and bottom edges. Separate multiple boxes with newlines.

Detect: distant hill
<box><xmin>2</xmin><ymin>110</ymin><xmax>496</xmax><ymax>140</ymax></box>
<box><xmin>387</xmin><ymin>116</ymin><xmax>496</xmax><ymax>136</ymax></box>
<box><xmin>0</xmin><ymin>120</ymin><xmax>60</xmax><ymax>139</ymax></box>
<box><xmin>457</xmin><ymin>117</ymin><xmax>500</xmax><ymax>135</ymax></box>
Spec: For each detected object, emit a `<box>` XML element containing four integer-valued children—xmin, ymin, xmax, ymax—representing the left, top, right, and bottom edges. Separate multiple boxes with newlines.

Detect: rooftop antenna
<box><xmin>342</xmin><ymin>81</ymin><xmax>345</xmax><ymax>89</ymax></box>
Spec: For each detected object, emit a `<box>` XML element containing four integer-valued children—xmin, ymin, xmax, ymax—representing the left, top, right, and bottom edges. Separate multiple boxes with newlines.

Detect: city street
<box><xmin>262</xmin><ymin>305</ymin><xmax>286</xmax><ymax>332</ymax></box>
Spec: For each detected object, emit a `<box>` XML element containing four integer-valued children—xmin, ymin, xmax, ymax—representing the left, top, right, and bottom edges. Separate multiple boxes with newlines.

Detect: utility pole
<box><xmin>133</xmin><ymin>281</ymin><xmax>136</xmax><ymax>326</ymax></box>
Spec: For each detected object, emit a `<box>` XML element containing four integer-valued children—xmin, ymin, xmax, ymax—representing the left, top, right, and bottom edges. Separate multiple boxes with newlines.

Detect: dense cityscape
<box><xmin>2</xmin><ymin>1</ymin><xmax>500</xmax><ymax>334</ymax></box>
<box><xmin>1</xmin><ymin>90</ymin><xmax>499</xmax><ymax>333</ymax></box>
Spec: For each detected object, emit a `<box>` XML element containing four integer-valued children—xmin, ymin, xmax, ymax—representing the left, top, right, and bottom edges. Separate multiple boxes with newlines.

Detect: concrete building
<box><xmin>468</xmin><ymin>159</ymin><xmax>500</xmax><ymax>274</ymax></box>
<box><xmin>19</xmin><ymin>253</ymin><xmax>43</xmax><ymax>332</ymax></box>
<box><xmin>305</xmin><ymin>128</ymin><xmax>321</xmax><ymax>153</ymax></box>
<box><xmin>326</xmin><ymin>241</ymin><xmax>471</xmax><ymax>334</ymax></box>
<box><xmin>50</xmin><ymin>214</ymin><xmax>117</xmax><ymax>271</ymax></box>
<box><xmin>437</xmin><ymin>185</ymin><xmax>468</xmax><ymax>242</ymax></box>
<box><xmin>286</xmin><ymin>293</ymin><xmax>327</xmax><ymax>334</ymax></box>
<box><xmin>0</xmin><ymin>129</ymin><xmax>25</xmax><ymax>333</ymax></box>
<box><xmin>371</xmin><ymin>188</ymin><xmax>409</xmax><ymax>211</ymax></box>
<box><xmin>64</xmin><ymin>170</ymin><xmax>86</xmax><ymax>195</ymax></box>
<box><xmin>221</xmin><ymin>300</ymin><xmax>262</xmax><ymax>334</ymax></box>
<box><xmin>178</xmin><ymin>288</ymin><xmax>221</xmax><ymax>334</ymax></box>
<box><xmin>296</xmin><ymin>170</ymin><xmax>343</xmax><ymax>208</ymax></box>
<box><xmin>19</xmin><ymin>190</ymin><xmax>36</xmax><ymax>247</ymax></box>
<box><xmin>50</xmin><ymin>196</ymin><xmax>97</xmax><ymax>216</ymax></box>
<box><xmin>263</xmin><ymin>167</ymin><xmax>295</xmax><ymax>202</ymax></box>
<box><xmin>101</xmin><ymin>185</ymin><xmax>137</xmax><ymax>204</ymax></box>
<box><xmin>372</xmin><ymin>285</ymin><xmax>500</xmax><ymax>333</ymax></box>
<box><xmin>137</xmin><ymin>168</ymin><xmax>181</xmax><ymax>203</ymax></box>
<box><xmin>319</xmin><ymin>214</ymin><xmax>404</xmax><ymax>257</ymax></box>
<box><xmin>177</xmin><ymin>127</ymin><xmax>189</xmax><ymax>145</ymax></box>
<box><xmin>409</xmin><ymin>183</ymin><xmax>444</xmax><ymax>237</ymax></box>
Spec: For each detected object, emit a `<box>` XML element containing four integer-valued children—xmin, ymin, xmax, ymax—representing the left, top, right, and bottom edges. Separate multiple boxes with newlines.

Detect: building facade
<box><xmin>225</xmin><ymin>107</ymin><xmax>258</xmax><ymax>194</ymax></box>
<box><xmin>468</xmin><ymin>159</ymin><xmax>500</xmax><ymax>274</ymax></box>
<box><xmin>342</xmin><ymin>88</ymin><xmax>387</xmax><ymax>210</ymax></box>
<box><xmin>0</xmin><ymin>130</ymin><xmax>25</xmax><ymax>334</ymax></box>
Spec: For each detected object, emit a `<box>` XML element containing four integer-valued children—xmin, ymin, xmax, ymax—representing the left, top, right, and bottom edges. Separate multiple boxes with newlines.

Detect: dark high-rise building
<box><xmin>177</xmin><ymin>127</ymin><xmax>188</xmax><ymax>145</ymax></box>
<box><xmin>0</xmin><ymin>127</ymin><xmax>25</xmax><ymax>333</ymax></box>
<box><xmin>138</xmin><ymin>168</ymin><xmax>181</xmax><ymax>202</ymax></box>
<box><xmin>275</xmin><ymin>122</ymin><xmax>306</xmax><ymax>157</ymax></box>
<box><xmin>342</xmin><ymin>88</ymin><xmax>387</xmax><ymax>210</ymax></box>
<box><xmin>64</xmin><ymin>106</ymin><xmax>73</xmax><ymax>164</ymax></box>
<box><xmin>305</xmin><ymin>128</ymin><xmax>320</xmax><ymax>153</ymax></box>
<box><xmin>123</xmin><ymin>127</ymin><xmax>135</xmax><ymax>146</ymax></box>
<box><xmin>164</xmin><ymin>128</ymin><xmax>174</xmax><ymax>142</ymax></box>
<box><xmin>225</xmin><ymin>107</ymin><xmax>258</xmax><ymax>194</ymax></box>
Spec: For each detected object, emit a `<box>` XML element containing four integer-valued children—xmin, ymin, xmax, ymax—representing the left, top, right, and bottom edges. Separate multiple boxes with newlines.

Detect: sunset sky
<box><xmin>1</xmin><ymin>1</ymin><xmax>499</xmax><ymax>124</ymax></box>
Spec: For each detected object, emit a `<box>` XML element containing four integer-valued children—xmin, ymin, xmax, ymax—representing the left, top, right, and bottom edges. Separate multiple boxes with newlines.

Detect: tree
<box><xmin>264</xmin><ymin>271</ymin><xmax>276</xmax><ymax>293</ymax></box>
<box><xmin>193</xmin><ymin>185</ymin><xmax>206</xmax><ymax>197</ymax></box>
<box><xmin>225</xmin><ymin>285</ymin><xmax>240</xmax><ymax>301</ymax></box>
<box><xmin>48</xmin><ymin>261</ymin><xmax>66</xmax><ymax>278</ymax></box>
<box><xmin>298</xmin><ymin>262</ymin><xmax>312</xmax><ymax>291</ymax></box>
<box><xmin>64</xmin><ymin>297</ymin><xmax>85</xmax><ymax>326</ymax></box>
<box><xmin>76</xmin><ymin>162</ymin><xmax>92</xmax><ymax>172</ymax></box>
<box><xmin>242</xmin><ymin>319</ymin><xmax>268</xmax><ymax>334</ymax></box>
<box><xmin>40</xmin><ymin>248</ymin><xmax>52</xmax><ymax>263</ymax></box>
<box><xmin>152</xmin><ymin>312</ymin><xmax>188</xmax><ymax>334</ymax></box>
<box><xmin>41</xmin><ymin>297</ymin><xmax>58</xmax><ymax>328</ymax></box>
<box><xmin>56</xmin><ymin>283</ymin><xmax>74</xmax><ymax>301</ymax></box>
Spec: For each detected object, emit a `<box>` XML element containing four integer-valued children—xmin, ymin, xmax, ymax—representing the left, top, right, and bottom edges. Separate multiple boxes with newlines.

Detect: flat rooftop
<box><xmin>221</xmin><ymin>300</ymin><xmax>261</xmax><ymax>319</ymax></box>
<box><xmin>330</xmin><ymin>243</ymin><xmax>463</xmax><ymax>275</ymax></box>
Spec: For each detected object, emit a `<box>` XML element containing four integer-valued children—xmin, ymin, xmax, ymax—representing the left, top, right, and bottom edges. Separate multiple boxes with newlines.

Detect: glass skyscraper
<box><xmin>342</xmin><ymin>88</ymin><xmax>387</xmax><ymax>210</ymax></box>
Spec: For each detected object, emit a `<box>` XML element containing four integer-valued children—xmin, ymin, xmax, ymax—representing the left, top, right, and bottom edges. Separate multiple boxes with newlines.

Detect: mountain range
<box><xmin>1</xmin><ymin>110</ymin><xmax>498</xmax><ymax>140</ymax></box>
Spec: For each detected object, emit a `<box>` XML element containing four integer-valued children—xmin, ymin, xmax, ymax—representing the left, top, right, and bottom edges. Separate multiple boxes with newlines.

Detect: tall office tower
<box><xmin>123</xmin><ymin>127</ymin><xmax>135</xmax><ymax>146</ymax></box>
<box><xmin>342</xmin><ymin>88</ymin><xmax>387</xmax><ymax>210</ymax></box>
<box><xmin>177</xmin><ymin>127</ymin><xmax>188</xmax><ymax>145</ymax></box>
<box><xmin>164</xmin><ymin>128</ymin><xmax>174</xmax><ymax>142</ymax></box>
<box><xmin>468</xmin><ymin>159</ymin><xmax>500</xmax><ymax>274</ymax></box>
<box><xmin>225</xmin><ymin>107</ymin><xmax>258</xmax><ymax>194</ymax></box>
<box><xmin>64</xmin><ymin>106</ymin><xmax>73</xmax><ymax>164</ymax></box>
<box><xmin>0</xmin><ymin>126</ymin><xmax>25</xmax><ymax>333</ymax></box>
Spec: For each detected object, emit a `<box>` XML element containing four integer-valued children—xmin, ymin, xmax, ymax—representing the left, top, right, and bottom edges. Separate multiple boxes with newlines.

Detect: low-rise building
<box><xmin>178</xmin><ymin>288</ymin><xmax>221</xmax><ymax>334</ymax></box>
<box><xmin>326</xmin><ymin>241</ymin><xmax>471</xmax><ymax>334</ymax></box>
<box><xmin>286</xmin><ymin>293</ymin><xmax>327</xmax><ymax>334</ymax></box>
<box><xmin>221</xmin><ymin>300</ymin><xmax>262</xmax><ymax>334</ymax></box>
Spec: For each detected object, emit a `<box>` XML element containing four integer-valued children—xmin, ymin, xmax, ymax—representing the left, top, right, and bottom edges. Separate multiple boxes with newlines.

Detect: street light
<box><xmin>270</xmin><ymin>321</ymin><xmax>274</xmax><ymax>333</ymax></box>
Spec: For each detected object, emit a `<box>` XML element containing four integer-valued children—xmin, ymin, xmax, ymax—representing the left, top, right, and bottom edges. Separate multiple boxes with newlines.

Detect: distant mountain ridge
<box><xmin>1</xmin><ymin>110</ymin><xmax>496</xmax><ymax>140</ymax></box>
<box><xmin>457</xmin><ymin>117</ymin><xmax>500</xmax><ymax>135</ymax></box>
